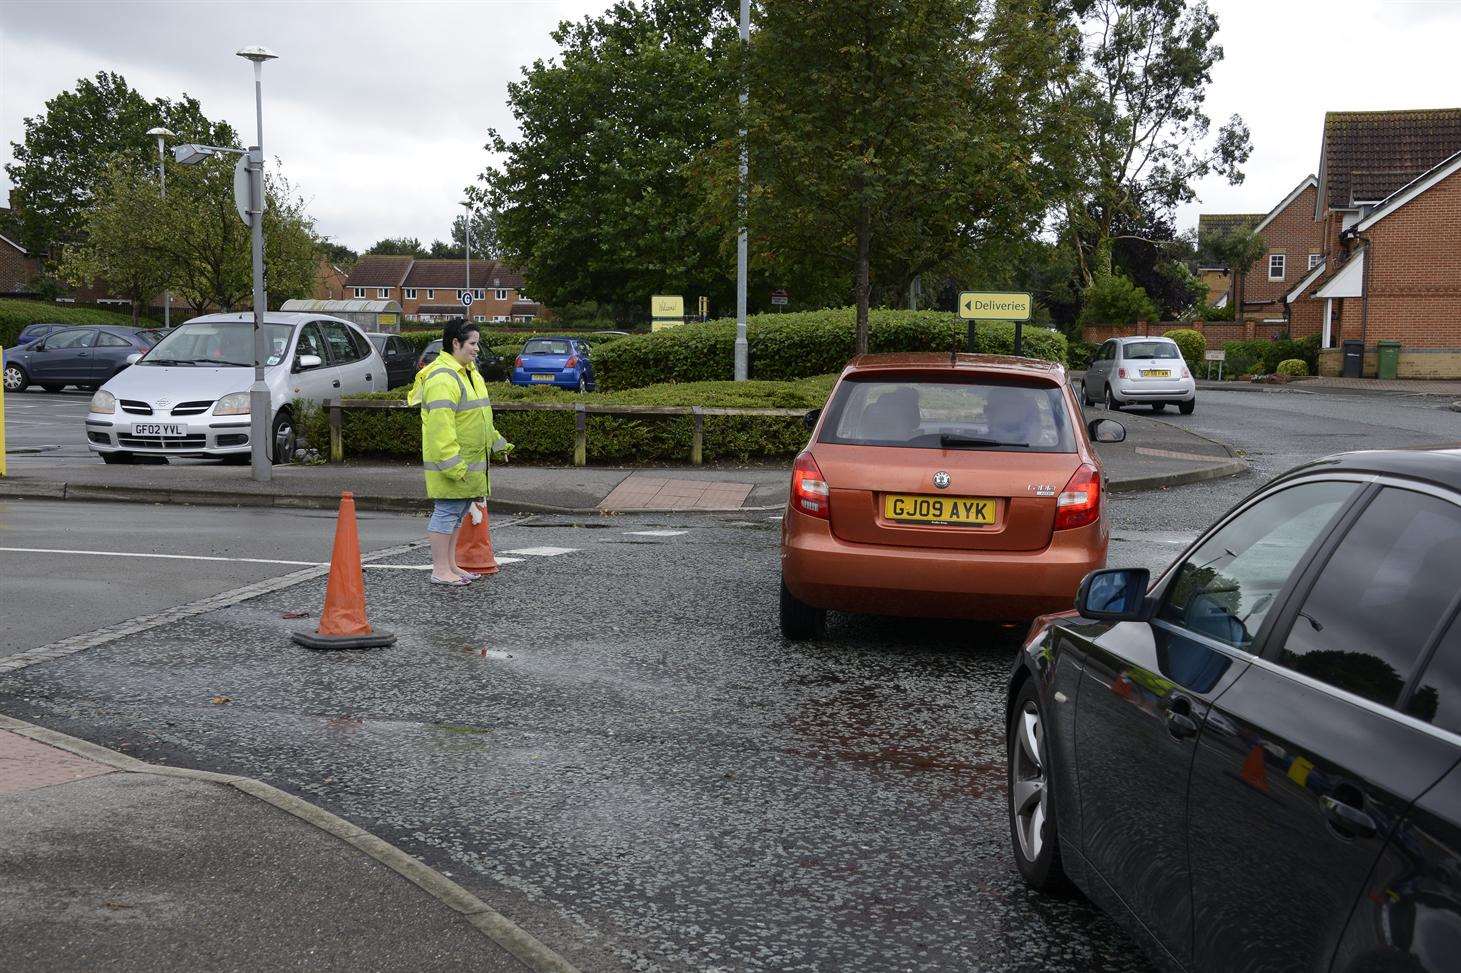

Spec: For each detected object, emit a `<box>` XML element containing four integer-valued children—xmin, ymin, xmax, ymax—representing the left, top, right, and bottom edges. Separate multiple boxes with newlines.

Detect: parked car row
<box><xmin>4</xmin><ymin>325</ymin><xmax>162</xmax><ymax>393</ymax></box>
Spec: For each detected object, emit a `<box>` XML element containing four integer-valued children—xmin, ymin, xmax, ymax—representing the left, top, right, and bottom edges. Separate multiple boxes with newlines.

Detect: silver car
<box><xmin>1082</xmin><ymin>335</ymin><xmax>1197</xmax><ymax>414</ymax></box>
<box><xmin>85</xmin><ymin>312</ymin><xmax>385</xmax><ymax>464</ymax></box>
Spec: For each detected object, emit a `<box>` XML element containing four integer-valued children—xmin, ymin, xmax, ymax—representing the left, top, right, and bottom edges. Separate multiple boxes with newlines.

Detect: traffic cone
<box><xmin>292</xmin><ymin>492</ymin><xmax>396</xmax><ymax>650</ymax></box>
<box><xmin>1240</xmin><ymin>743</ymin><xmax>1268</xmax><ymax>793</ymax></box>
<box><xmin>455</xmin><ymin>501</ymin><xmax>500</xmax><ymax>575</ymax></box>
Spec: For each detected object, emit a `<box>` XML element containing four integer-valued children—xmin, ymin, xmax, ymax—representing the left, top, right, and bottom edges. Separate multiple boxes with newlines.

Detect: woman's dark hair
<box><xmin>443</xmin><ymin>318</ymin><xmax>480</xmax><ymax>354</ymax></box>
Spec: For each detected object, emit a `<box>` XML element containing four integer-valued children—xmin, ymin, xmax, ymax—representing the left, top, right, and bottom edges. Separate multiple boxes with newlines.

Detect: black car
<box><xmin>414</xmin><ymin>338</ymin><xmax>508</xmax><ymax>382</ymax></box>
<box><xmin>368</xmin><ymin>332</ymin><xmax>419</xmax><ymax>389</ymax></box>
<box><xmin>3</xmin><ymin>326</ymin><xmax>159</xmax><ymax>393</ymax></box>
<box><xmin>1009</xmin><ymin>446</ymin><xmax>1461</xmax><ymax>973</ymax></box>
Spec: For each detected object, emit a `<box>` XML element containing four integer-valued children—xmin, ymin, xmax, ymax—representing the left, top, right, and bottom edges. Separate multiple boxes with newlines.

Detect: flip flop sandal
<box><xmin>430</xmin><ymin>576</ymin><xmax>471</xmax><ymax>586</ymax></box>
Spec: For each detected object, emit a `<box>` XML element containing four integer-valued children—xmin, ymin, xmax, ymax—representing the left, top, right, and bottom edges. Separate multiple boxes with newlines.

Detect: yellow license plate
<box><xmin>1141</xmin><ymin>369</ymin><xmax>1171</xmax><ymax>378</ymax></box>
<box><xmin>884</xmin><ymin>494</ymin><xmax>996</xmax><ymax>526</ymax></box>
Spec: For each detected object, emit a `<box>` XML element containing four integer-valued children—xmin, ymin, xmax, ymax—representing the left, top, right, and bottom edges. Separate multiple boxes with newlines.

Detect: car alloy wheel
<box><xmin>1011</xmin><ymin>699</ymin><xmax>1048</xmax><ymax>864</ymax></box>
<box><xmin>1104</xmin><ymin>385</ymin><xmax>1120</xmax><ymax>411</ymax></box>
<box><xmin>3</xmin><ymin>364</ymin><xmax>27</xmax><ymax>392</ymax></box>
<box><xmin>271</xmin><ymin>410</ymin><xmax>295</xmax><ymax>464</ymax></box>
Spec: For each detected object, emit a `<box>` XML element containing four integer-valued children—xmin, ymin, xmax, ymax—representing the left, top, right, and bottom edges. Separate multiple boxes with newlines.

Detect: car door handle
<box><xmin>332</xmin><ymin>379</ymin><xmax>341</xmax><ymax>388</ymax></box>
<box><xmin>77</xmin><ymin>352</ymin><xmax>89</xmax><ymax>357</ymax></box>
<box><xmin>365</xmin><ymin>373</ymin><xmax>372</xmax><ymax>382</ymax></box>
<box><xmin>1322</xmin><ymin>793</ymin><xmax>1377</xmax><ymax>840</ymax></box>
<box><xmin>1165</xmin><ymin>694</ymin><xmax>1198</xmax><ymax>740</ymax></box>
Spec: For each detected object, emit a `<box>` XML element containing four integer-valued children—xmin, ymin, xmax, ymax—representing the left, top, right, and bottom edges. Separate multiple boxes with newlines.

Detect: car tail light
<box><xmin>1181</xmin><ymin>366</ymin><xmax>1191</xmax><ymax>379</ymax></box>
<box><xmin>514</xmin><ymin>356</ymin><xmax>524</xmax><ymax>368</ymax></box>
<box><xmin>1054</xmin><ymin>464</ymin><xmax>1101</xmax><ymax>531</ymax></box>
<box><xmin>564</xmin><ymin>355</ymin><xmax>578</xmax><ymax>369</ymax></box>
<box><xmin>791</xmin><ymin>451</ymin><xmax>830</xmax><ymax>520</ymax></box>
<box><xmin>1118</xmin><ymin>367</ymin><xmax>1127</xmax><ymax>379</ymax></box>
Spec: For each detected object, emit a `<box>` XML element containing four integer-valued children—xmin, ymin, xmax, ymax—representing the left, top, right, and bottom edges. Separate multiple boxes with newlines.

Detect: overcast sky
<box><xmin>3</xmin><ymin>0</ymin><xmax>1460</xmax><ymax>253</ymax></box>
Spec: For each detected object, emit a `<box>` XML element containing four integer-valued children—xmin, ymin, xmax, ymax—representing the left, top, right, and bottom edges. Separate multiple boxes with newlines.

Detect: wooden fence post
<box><xmin>328</xmin><ymin>401</ymin><xmax>343</xmax><ymax>463</ymax></box>
<box><xmin>573</xmin><ymin>403</ymin><xmax>587</xmax><ymax>467</ymax></box>
<box><xmin>691</xmin><ymin>407</ymin><xmax>704</xmax><ymax>465</ymax></box>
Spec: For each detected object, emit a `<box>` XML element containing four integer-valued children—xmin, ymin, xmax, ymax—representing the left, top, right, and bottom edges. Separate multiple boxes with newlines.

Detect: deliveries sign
<box><xmin>958</xmin><ymin>292</ymin><xmax>1031</xmax><ymax>321</ymax></box>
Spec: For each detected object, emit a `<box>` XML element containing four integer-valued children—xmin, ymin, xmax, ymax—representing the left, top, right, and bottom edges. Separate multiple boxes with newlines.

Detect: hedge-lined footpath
<box><xmin>300</xmin><ymin>376</ymin><xmax>837</xmax><ymax>466</ymax></box>
<box><xmin>591</xmin><ymin>308</ymin><xmax>1067</xmax><ymax>391</ymax></box>
<box><xmin>0</xmin><ymin>299</ymin><xmax>143</xmax><ymax>347</ymax></box>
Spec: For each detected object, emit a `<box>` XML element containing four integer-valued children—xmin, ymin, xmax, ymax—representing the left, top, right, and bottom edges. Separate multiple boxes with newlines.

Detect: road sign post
<box><xmin>958</xmin><ymin>291</ymin><xmax>1032</xmax><ymax>355</ymax></box>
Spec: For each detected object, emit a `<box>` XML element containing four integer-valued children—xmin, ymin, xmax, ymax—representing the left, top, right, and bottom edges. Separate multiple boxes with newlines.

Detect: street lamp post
<box><xmin>461</xmin><ymin>200</ymin><xmax>473</xmax><ymax>319</ymax></box>
<box><xmin>734</xmin><ymin>0</ymin><xmax>749</xmax><ymax>381</ymax></box>
<box><xmin>237</xmin><ymin>45</ymin><xmax>278</xmax><ymax>483</ymax></box>
<box><xmin>146</xmin><ymin>127</ymin><xmax>175</xmax><ymax>329</ymax></box>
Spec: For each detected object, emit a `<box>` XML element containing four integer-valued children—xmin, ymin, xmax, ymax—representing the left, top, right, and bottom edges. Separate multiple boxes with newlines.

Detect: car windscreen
<box><xmin>1122</xmin><ymin>341</ymin><xmax>1181</xmax><ymax>360</ymax></box>
<box><xmin>818</xmin><ymin>377</ymin><xmax>1076</xmax><ymax>452</ymax></box>
<box><xmin>142</xmin><ymin>322</ymin><xmax>296</xmax><ymax>367</ymax></box>
<box><xmin>523</xmin><ymin>339</ymin><xmax>571</xmax><ymax>356</ymax></box>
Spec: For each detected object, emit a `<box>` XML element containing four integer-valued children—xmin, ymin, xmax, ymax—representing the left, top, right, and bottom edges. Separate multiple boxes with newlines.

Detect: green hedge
<box><xmin>1163</xmin><ymin>328</ymin><xmax>1206</xmax><ymax>374</ymax></box>
<box><xmin>299</xmin><ymin>376</ymin><xmax>837</xmax><ymax>466</ymax></box>
<box><xmin>0</xmin><ymin>298</ymin><xmax>143</xmax><ymax>348</ymax></box>
<box><xmin>591</xmin><ymin>308</ymin><xmax>1067</xmax><ymax>391</ymax></box>
<box><xmin>1222</xmin><ymin>336</ymin><xmax>1320</xmax><ymax>376</ymax></box>
<box><xmin>399</xmin><ymin>329</ymin><xmax>635</xmax><ymax>358</ymax></box>
<box><xmin>1276</xmin><ymin>359</ymin><xmax>1309</xmax><ymax>377</ymax></box>
<box><xmin>1066</xmin><ymin>341</ymin><xmax>1096</xmax><ymax>371</ymax></box>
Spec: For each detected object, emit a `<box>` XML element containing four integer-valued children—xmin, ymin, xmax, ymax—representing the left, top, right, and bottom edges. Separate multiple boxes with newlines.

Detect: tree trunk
<box><xmin>131</xmin><ymin>301</ymin><xmax>141</xmax><ymax>327</ymax></box>
<box><xmin>854</xmin><ymin>203</ymin><xmax>871</xmax><ymax>356</ymax></box>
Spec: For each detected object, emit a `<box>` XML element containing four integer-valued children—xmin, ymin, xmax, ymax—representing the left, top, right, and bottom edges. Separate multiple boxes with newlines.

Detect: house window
<box><xmin>493</xmin><ymin>315</ymin><xmax>508</xmax><ymax>323</ymax></box>
<box><xmin>404</xmin><ymin>288</ymin><xmax>417</xmax><ymax>300</ymax></box>
<box><xmin>377</xmin><ymin>287</ymin><xmax>390</xmax><ymax>298</ymax></box>
<box><xmin>458</xmin><ymin>290</ymin><xmax>470</xmax><ymax>303</ymax></box>
<box><xmin>474</xmin><ymin>288</ymin><xmax>486</xmax><ymax>300</ymax></box>
<box><xmin>426</xmin><ymin>289</ymin><xmax>435</xmax><ymax>300</ymax></box>
<box><xmin>1308</xmin><ymin>253</ymin><xmax>1321</xmax><ymax>270</ymax></box>
<box><xmin>494</xmin><ymin>288</ymin><xmax>509</xmax><ymax>301</ymax></box>
<box><xmin>1268</xmin><ymin>253</ymin><xmax>1286</xmax><ymax>281</ymax></box>
<box><xmin>473</xmin><ymin>315</ymin><xmax>487</xmax><ymax>323</ymax></box>
<box><xmin>353</xmin><ymin>287</ymin><xmax>366</xmax><ymax>298</ymax></box>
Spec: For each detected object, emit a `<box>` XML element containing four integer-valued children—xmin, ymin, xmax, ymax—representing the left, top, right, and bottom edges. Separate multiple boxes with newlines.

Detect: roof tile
<box><xmin>344</xmin><ymin>255</ymin><xmax>413</xmax><ymax>288</ymax></box>
<box><xmin>1321</xmin><ymin>108</ymin><xmax>1461</xmax><ymax>210</ymax></box>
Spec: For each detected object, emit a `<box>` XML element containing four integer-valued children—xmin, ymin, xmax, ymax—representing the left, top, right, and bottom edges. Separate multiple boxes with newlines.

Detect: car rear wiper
<box><xmin>940</xmin><ymin>433</ymin><xmax>1030</xmax><ymax>449</ymax></box>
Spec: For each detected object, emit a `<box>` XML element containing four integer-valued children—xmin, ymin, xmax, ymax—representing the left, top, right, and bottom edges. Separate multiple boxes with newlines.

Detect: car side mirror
<box><xmin>1088</xmin><ymin>418</ymin><xmax>1126</xmax><ymax>443</ymax></box>
<box><xmin>803</xmin><ymin>408</ymin><xmax>822</xmax><ymax>431</ymax></box>
<box><xmin>125</xmin><ymin>353</ymin><xmax>143</xmax><ymax>365</ymax></box>
<box><xmin>295</xmin><ymin>354</ymin><xmax>323</xmax><ymax>371</ymax></box>
<box><xmin>1076</xmin><ymin>568</ymin><xmax>1152</xmax><ymax>622</ymax></box>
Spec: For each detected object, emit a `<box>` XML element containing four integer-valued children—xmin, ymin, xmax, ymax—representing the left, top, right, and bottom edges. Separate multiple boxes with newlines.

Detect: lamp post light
<box><xmin>146</xmin><ymin>127</ymin><xmax>175</xmax><ymax>329</ymax></box>
<box><xmin>236</xmin><ymin>45</ymin><xmax>278</xmax><ymax>483</ymax></box>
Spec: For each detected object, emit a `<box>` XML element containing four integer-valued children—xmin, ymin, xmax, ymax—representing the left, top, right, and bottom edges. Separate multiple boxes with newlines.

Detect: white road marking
<box><xmin>0</xmin><ymin>547</ymin><xmax>319</xmax><ymax>567</ymax></box>
<box><xmin>499</xmin><ymin>547</ymin><xmax>577</xmax><ymax>557</ymax></box>
<box><xmin>767</xmin><ymin>515</ymin><xmax>783</xmax><ymax>521</ymax></box>
<box><xmin>623</xmin><ymin>530</ymin><xmax>687</xmax><ymax>537</ymax></box>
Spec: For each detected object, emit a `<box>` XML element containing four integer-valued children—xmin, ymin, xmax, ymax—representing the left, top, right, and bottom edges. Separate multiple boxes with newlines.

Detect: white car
<box><xmin>1081</xmin><ymin>335</ymin><xmax>1197</xmax><ymax>414</ymax></box>
<box><xmin>86</xmin><ymin>312</ymin><xmax>386</xmax><ymax>464</ymax></box>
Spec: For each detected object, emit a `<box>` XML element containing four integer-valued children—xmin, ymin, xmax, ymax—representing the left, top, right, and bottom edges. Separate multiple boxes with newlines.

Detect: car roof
<box><xmin>842</xmin><ymin>352</ymin><xmax>1066</xmax><ymax>380</ymax></box>
<box><xmin>1279</xmin><ymin>445</ymin><xmax>1461</xmax><ymax>493</ymax></box>
<box><xmin>1114</xmin><ymin>335</ymin><xmax>1177</xmax><ymax>343</ymax></box>
<box><xmin>184</xmin><ymin>312</ymin><xmax>349</xmax><ymax>327</ymax></box>
<box><xmin>524</xmin><ymin>335</ymin><xmax>578</xmax><ymax>342</ymax></box>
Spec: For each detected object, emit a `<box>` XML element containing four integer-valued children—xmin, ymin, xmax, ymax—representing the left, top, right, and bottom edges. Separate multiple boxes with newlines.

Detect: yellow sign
<box><xmin>378</xmin><ymin>313</ymin><xmax>398</xmax><ymax>327</ymax></box>
<box><xmin>651</xmin><ymin>320</ymin><xmax>684</xmax><ymax>333</ymax></box>
<box><xmin>959</xmin><ymin>291</ymin><xmax>1031</xmax><ymax>321</ymax></box>
<box><xmin>651</xmin><ymin>295</ymin><xmax>684</xmax><ymax>318</ymax></box>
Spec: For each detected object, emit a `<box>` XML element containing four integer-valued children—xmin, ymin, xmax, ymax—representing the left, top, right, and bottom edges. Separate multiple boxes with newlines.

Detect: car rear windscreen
<box><xmin>523</xmin><ymin>339</ymin><xmax>571</xmax><ymax>356</ymax></box>
<box><xmin>1123</xmin><ymin>341</ymin><xmax>1181</xmax><ymax>359</ymax></box>
<box><xmin>818</xmin><ymin>377</ymin><xmax>1076</xmax><ymax>452</ymax></box>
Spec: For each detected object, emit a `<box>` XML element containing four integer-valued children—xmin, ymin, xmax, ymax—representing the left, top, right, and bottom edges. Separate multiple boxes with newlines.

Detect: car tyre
<box><xmin>1179</xmin><ymin>399</ymin><xmax>1196</xmax><ymax>415</ymax></box>
<box><xmin>1103</xmin><ymin>385</ymin><xmax>1121</xmax><ymax>412</ymax></box>
<box><xmin>41</xmin><ymin>383</ymin><xmax>64</xmax><ymax>394</ymax></box>
<box><xmin>1008</xmin><ymin>679</ymin><xmax>1071</xmax><ymax>893</ymax></box>
<box><xmin>1150</xmin><ymin>402</ymin><xmax>1166</xmax><ymax>413</ymax></box>
<box><xmin>1079</xmin><ymin>380</ymin><xmax>1092</xmax><ymax>406</ymax></box>
<box><xmin>577</xmin><ymin>376</ymin><xmax>587</xmax><ymax>393</ymax></box>
<box><xmin>99</xmin><ymin>451</ymin><xmax>135</xmax><ymax>465</ymax></box>
<box><xmin>270</xmin><ymin>409</ymin><xmax>295</xmax><ymax>464</ymax></box>
<box><xmin>3</xmin><ymin>363</ymin><xmax>29</xmax><ymax>393</ymax></box>
<box><xmin>780</xmin><ymin>578</ymin><xmax>826</xmax><ymax>641</ymax></box>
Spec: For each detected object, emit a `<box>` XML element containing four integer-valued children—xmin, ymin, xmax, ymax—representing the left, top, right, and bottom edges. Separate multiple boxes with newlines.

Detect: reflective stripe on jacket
<box><xmin>407</xmin><ymin>352</ymin><xmax>503</xmax><ymax>499</ymax></box>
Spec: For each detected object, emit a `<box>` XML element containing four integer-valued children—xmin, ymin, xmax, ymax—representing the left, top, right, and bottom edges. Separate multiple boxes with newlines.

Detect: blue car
<box><xmin>511</xmin><ymin>336</ymin><xmax>596</xmax><ymax>391</ymax></box>
<box><xmin>3</xmin><ymin>325</ymin><xmax>159</xmax><ymax>393</ymax></box>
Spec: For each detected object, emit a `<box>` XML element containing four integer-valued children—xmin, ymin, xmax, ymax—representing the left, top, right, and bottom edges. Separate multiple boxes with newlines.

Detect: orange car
<box><xmin>779</xmin><ymin>353</ymin><xmax>1127</xmax><ymax>638</ymax></box>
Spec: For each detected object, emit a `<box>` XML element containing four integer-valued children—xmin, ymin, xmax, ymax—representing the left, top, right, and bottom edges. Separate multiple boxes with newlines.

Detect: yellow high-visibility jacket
<box><xmin>407</xmin><ymin>353</ymin><xmax>508</xmax><ymax>499</ymax></box>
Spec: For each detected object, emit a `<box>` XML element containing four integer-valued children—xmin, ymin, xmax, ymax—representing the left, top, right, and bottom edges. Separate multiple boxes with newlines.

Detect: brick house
<box><xmin>0</xmin><ymin>228</ymin><xmax>42</xmax><ymax>295</ymax></box>
<box><xmin>1195</xmin><ymin>212</ymin><xmax>1259</xmax><ymax>307</ymax></box>
<box><xmin>343</xmin><ymin>256</ymin><xmax>548</xmax><ymax>326</ymax></box>
<box><xmin>312</xmin><ymin>258</ymin><xmax>350</xmax><ymax>301</ymax></box>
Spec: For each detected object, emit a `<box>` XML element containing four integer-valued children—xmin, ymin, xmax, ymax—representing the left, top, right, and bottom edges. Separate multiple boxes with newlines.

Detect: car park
<box><xmin>510</xmin><ymin>336</ymin><xmax>596</xmax><ymax>391</ymax></box>
<box><xmin>1008</xmin><ymin>445</ymin><xmax>1461</xmax><ymax>973</ymax></box>
<box><xmin>85</xmin><ymin>312</ymin><xmax>385</xmax><ymax>464</ymax></box>
<box><xmin>368</xmin><ymin>332</ymin><xmax>419</xmax><ymax>389</ymax></box>
<box><xmin>1083</xmin><ymin>335</ymin><xmax>1196</xmax><ymax>413</ymax></box>
<box><xmin>3</xmin><ymin>326</ymin><xmax>159</xmax><ymax>393</ymax></box>
<box><xmin>414</xmin><ymin>338</ymin><xmax>508</xmax><ymax>382</ymax></box>
<box><xmin>778</xmin><ymin>353</ymin><xmax>1126</xmax><ymax>638</ymax></box>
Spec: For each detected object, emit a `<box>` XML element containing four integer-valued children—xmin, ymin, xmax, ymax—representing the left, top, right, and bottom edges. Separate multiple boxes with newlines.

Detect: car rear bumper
<box><xmin>781</xmin><ymin>508</ymin><xmax>1106</xmax><ymax>621</ymax></box>
<box><xmin>1114</xmin><ymin>379</ymin><xmax>1195</xmax><ymax>401</ymax></box>
<box><xmin>85</xmin><ymin>415</ymin><xmax>252</xmax><ymax>456</ymax></box>
<box><xmin>510</xmin><ymin>368</ymin><xmax>585</xmax><ymax>388</ymax></box>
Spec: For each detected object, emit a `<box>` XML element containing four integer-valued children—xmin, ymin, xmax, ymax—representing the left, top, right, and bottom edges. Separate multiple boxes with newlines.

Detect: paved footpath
<box><xmin>0</xmin><ymin>719</ymin><xmax>574</xmax><ymax>973</ymax></box>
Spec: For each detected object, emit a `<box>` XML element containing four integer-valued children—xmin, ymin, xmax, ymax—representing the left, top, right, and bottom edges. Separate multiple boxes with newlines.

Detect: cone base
<box><xmin>460</xmin><ymin>563</ymin><xmax>500</xmax><ymax>575</ymax></box>
<box><xmin>292</xmin><ymin>629</ymin><xmax>397</xmax><ymax>651</ymax></box>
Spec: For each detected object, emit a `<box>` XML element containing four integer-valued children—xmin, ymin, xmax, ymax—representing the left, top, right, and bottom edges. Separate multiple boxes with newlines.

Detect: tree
<box><xmin>1057</xmin><ymin>0</ymin><xmax>1251</xmax><ymax>288</ymax></box>
<box><xmin>57</xmin><ymin>159</ymin><xmax>171</xmax><ymax>326</ymax></box>
<box><xmin>1198</xmin><ymin>225</ymin><xmax>1266</xmax><ymax>316</ymax></box>
<box><xmin>1110</xmin><ymin>209</ymin><xmax>1205</xmax><ymax>318</ymax></box>
<box><xmin>740</xmin><ymin>0</ymin><xmax>1073</xmax><ymax>353</ymax></box>
<box><xmin>5</xmin><ymin>72</ymin><xmax>235</xmax><ymax>258</ymax></box>
<box><xmin>478</xmin><ymin>0</ymin><xmax>740</xmax><ymax>319</ymax></box>
<box><xmin>365</xmin><ymin>237</ymin><xmax>427</xmax><ymax>257</ymax></box>
<box><xmin>318</xmin><ymin>239</ymin><xmax>358</xmax><ymax>269</ymax></box>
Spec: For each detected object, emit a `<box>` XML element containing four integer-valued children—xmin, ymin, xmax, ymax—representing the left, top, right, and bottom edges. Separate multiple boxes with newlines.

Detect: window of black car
<box><xmin>1158</xmin><ymin>481</ymin><xmax>1358</xmax><ymax>651</ymax></box>
<box><xmin>96</xmin><ymin>331</ymin><xmax>131</xmax><ymax>348</ymax></box>
<box><xmin>322</xmin><ymin>322</ymin><xmax>363</xmax><ymax>363</ymax></box>
<box><xmin>1408</xmin><ymin>614</ymin><xmax>1461</xmax><ymax>735</ymax></box>
<box><xmin>1276</xmin><ymin>488</ymin><xmax>1461</xmax><ymax>710</ymax></box>
<box><xmin>1122</xmin><ymin>341</ymin><xmax>1181</xmax><ymax>360</ymax></box>
<box><xmin>369</xmin><ymin>334</ymin><xmax>388</xmax><ymax>352</ymax></box>
<box><xmin>818</xmin><ymin>377</ymin><xmax>1075</xmax><ymax>452</ymax></box>
<box><xmin>43</xmin><ymin>329</ymin><xmax>96</xmax><ymax>350</ymax></box>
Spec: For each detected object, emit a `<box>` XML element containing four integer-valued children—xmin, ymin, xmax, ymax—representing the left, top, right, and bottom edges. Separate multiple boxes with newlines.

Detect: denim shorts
<box><xmin>427</xmin><ymin>498</ymin><xmax>474</xmax><ymax>534</ymax></box>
